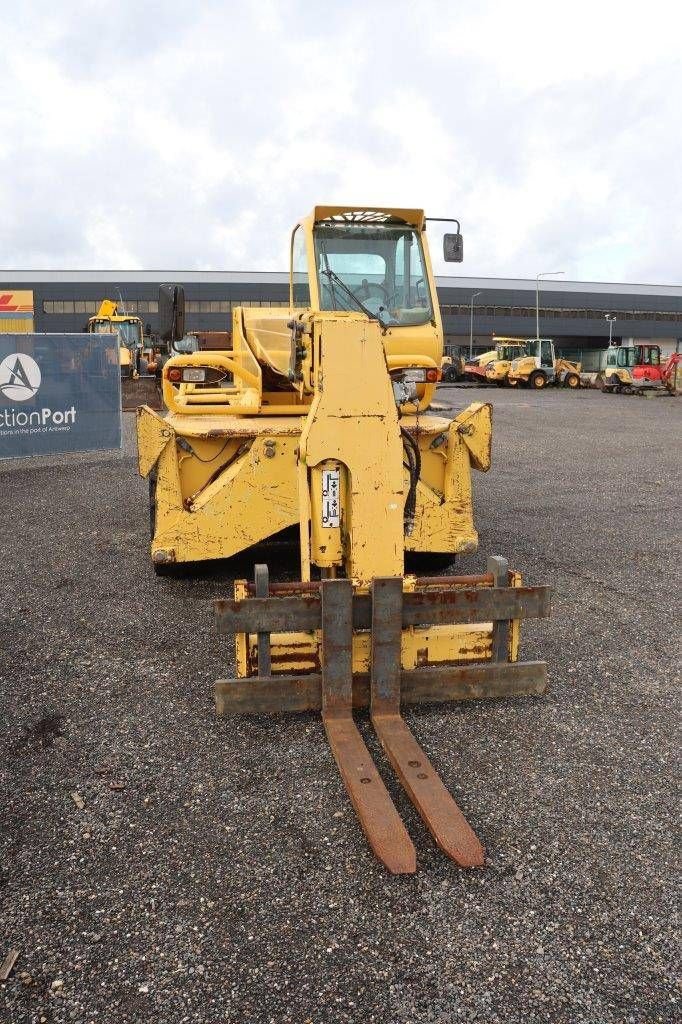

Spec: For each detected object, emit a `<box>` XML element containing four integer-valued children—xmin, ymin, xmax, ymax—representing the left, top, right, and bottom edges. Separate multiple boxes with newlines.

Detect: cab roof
<box><xmin>312</xmin><ymin>206</ymin><xmax>425</xmax><ymax>230</ymax></box>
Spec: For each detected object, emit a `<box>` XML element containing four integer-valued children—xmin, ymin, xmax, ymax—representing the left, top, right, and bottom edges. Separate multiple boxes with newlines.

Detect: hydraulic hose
<box><xmin>401</xmin><ymin>427</ymin><xmax>421</xmax><ymax>535</ymax></box>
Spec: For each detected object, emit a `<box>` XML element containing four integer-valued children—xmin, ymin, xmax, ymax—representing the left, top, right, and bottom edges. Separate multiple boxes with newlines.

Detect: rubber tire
<box><xmin>529</xmin><ymin>371</ymin><xmax>547</xmax><ymax>390</ymax></box>
<box><xmin>565</xmin><ymin>373</ymin><xmax>580</xmax><ymax>389</ymax></box>
<box><xmin>508</xmin><ymin>379</ymin><xmax>519</xmax><ymax>388</ymax></box>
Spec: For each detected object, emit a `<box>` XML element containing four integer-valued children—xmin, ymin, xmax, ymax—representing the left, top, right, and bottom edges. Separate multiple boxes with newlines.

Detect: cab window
<box><xmin>291</xmin><ymin>226</ymin><xmax>310</xmax><ymax>307</ymax></box>
<box><xmin>639</xmin><ymin>346</ymin><xmax>660</xmax><ymax>365</ymax></box>
<box><xmin>313</xmin><ymin>219</ymin><xmax>434</xmax><ymax>327</ymax></box>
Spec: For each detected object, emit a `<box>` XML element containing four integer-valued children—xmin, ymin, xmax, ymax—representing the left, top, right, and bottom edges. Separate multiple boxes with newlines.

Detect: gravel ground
<box><xmin>1</xmin><ymin>387</ymin><xmax>680</xmax><ymax>1024</ymax></box>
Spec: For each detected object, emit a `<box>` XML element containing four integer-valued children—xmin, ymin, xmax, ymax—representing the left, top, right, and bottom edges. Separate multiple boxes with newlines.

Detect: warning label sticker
<box><xmin>321</xmin><ymin>469</ymin><xmax>340</xmax><ymax>528</ymax></box>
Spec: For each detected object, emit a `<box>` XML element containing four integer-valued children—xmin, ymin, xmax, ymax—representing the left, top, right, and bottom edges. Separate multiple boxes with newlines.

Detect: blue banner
<box><xmin>0</xmin><ymin>333</ymin><xmax>122</xmax><ymax>459</ymax></box>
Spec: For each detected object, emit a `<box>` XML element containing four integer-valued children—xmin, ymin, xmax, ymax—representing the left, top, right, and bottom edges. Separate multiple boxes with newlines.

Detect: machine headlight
<box><xmin>166</xmin><ymin>365</ymin><xmax>229</xmax><ymax>384</ymax></box>
<box><xmin>181</xmin><ymin>367</ymin><xmax>207</xmax><ymax>383</ymax></box>
<box><xmin>390</xmin><ymin>366</ymin><xmax>440</xmax><ymax>405</ymax></box>
<box><xmin>391</xmin><ymin>367</ymin><xmax>440</xmax><ymax>385</ymax></box>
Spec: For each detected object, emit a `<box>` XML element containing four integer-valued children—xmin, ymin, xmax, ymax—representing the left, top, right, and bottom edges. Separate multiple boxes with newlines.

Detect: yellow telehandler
<box><xmin>137</xmin><ymin>206</ymin><xmax>550</xmax><ymax>873</ymax></box>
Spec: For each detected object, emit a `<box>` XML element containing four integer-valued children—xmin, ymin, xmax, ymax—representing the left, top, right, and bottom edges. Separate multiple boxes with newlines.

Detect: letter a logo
<box><xmin>0</xmin><ymin>353</ymin><xmax>42</xmax><ymax>402</ymax></box>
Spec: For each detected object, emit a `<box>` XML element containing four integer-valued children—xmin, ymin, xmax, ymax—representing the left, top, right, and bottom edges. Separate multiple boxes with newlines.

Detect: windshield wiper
<box><xmin>319</xmin><ymin>260</ymin><xmax>386</xmax><ymax>328</ymax></box>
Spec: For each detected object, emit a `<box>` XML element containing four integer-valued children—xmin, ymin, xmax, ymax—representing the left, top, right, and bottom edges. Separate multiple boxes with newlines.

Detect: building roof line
<box><xmin>0</xmin><ymin>270</ymin><xmax>680</xmax><ymax>297</ymax></box>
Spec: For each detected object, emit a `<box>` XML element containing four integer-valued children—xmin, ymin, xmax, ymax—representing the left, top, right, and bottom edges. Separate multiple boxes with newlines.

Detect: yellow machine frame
<box><xmin>136</xmin><ymin>206</ymin><xmax>550</xmax><ymax>874</ymax></box>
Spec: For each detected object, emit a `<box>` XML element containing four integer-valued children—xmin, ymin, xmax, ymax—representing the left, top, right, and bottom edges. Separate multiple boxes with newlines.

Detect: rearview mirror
<box><xmin>158</xmin><ymin>283</ymin><xmax>186</xmax><ymax>342</ymax></box>
<box><xmin>443</xmin><ymin>233</ymin><xmax>464</xmax><ymax>263</ymax></box>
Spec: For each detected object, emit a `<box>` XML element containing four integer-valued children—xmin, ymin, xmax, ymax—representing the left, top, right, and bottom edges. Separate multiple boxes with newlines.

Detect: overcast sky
<box><xmin>1</xmin><ymin>0</ymin><xmax>680</xmax><ymax>283</ymax></box>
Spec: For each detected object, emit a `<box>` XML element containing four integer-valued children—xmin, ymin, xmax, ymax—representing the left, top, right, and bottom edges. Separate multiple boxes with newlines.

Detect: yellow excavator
<box><xmin>136</xmin><ymin>206</ymin><xmax>550</xmax><ymax>873</ymax></box>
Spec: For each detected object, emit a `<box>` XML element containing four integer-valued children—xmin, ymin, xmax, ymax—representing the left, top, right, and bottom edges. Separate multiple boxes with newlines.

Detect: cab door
<box><xmin>540</xmin><ymin>339</ymin><xmax>555</xmax><ymax>379</ymax></box>
<box><xmin>633</xmin><ymin>345</ymin><xmax>662</xmax><ymax>383</ymax></box>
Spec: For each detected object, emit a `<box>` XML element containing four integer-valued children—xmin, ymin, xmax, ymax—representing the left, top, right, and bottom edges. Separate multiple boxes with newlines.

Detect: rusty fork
<box><xmin>368</xmin><ymin>578</ymin><xmax>485</xmax><ymax>869</ymax></box>
<box><xmin>320</xmin><ymin>579</ymin><xmax>416</xmax><ymax>874</ymax></box>
<box><xmin>320</xmin><ymin>577</ymin><xmax>484</xmax><ymax>873</ymax></box>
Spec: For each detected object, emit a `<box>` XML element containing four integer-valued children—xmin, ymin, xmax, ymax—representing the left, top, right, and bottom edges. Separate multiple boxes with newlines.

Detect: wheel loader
<box><xmin>507</xmin><ymin>337</ymin><xmax>581</xmax><ymax>390</ymax></box>
<box><xmin>483</xmin><ymin>338</ymin><xmax>528</xmax><ymax>387</ymax></box>
<box><xmin>136</xmin><ymin>206</ymin><xmax>551</xmax><ymax>873</ymax></box>
<box><xmin>440</xmin><ymin>352</ymin><xmax>465</xmax><ymax>382</ymax></box>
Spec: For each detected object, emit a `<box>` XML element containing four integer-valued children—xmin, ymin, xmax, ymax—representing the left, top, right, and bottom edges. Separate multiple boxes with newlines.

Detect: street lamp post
<box><xmin>536</xmin><ymin>271</ymin><xmax>565</xmax><ymax>340</ymax></box>
<box><xmin>469</xmin><ymin>291</ymin><xmax>482</xmax><ymax>360</ymax></box>
<box><xmin>605</xmin><ymin>314</ymin><xmax>616</xmax><ymax>345</ymax></box>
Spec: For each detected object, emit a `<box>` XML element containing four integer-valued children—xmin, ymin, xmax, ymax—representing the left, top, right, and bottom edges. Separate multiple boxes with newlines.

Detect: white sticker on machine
<box><xmin>321</xmin><ymin>469</ymin><xmax>341</xmax><ymax>528</ymax></box>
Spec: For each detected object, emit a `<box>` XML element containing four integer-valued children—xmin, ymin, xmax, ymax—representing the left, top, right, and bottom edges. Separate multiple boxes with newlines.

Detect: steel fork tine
<box><xmin>370</xmin><ymin>578</ymin><xmax>485</xmax><ymax>868</ymax></box>
<box><xmin>320</xmin><ymin>579</ymin><xmax>416</xmax><ymax>874</ymax></box>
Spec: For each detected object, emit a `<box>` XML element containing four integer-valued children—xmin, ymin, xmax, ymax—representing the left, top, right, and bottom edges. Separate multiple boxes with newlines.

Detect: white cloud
<box><xmin>0</xmin><ymin>0</ymin><xmax>680</xmax><ymax>283</ymax></box>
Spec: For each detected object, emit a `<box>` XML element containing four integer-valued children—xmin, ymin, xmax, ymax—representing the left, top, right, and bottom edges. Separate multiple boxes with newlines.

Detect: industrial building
<box><xmin>2</xmin><ymin>271</ymin><xmax>681</xmax><ymax>368</ymax></box>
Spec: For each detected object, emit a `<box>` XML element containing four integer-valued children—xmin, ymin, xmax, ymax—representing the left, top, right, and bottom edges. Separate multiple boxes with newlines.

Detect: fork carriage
<box><xmin>215</xmin><ymin>558</ymin><xmax>550</xmax><ymax>873</ymax></box>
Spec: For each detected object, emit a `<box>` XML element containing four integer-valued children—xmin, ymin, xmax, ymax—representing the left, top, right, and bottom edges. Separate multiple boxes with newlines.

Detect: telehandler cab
<box><xmin>137</xmin><ymin>207</ymin><xmax>551</xmax><ymax>873</ymax></box>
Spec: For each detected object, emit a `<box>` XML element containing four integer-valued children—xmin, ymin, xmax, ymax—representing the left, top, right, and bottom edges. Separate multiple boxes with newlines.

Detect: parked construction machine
<box><xmin>484</xmin><ymin>338</ymin><xmax>528</xmax><ymax>387</ymax></box>
<box><xmin>462</xmin><ymin>347</ymin><xmax>497</xmax><ymax>383</ymax></box>
<box><xmin>600</xmin><ymin>342</ymin><xmax>681</xmax><ymax>394</ymax></box>
<box><xmin>507</xmin><ymin>337</ymin><xmax>581</xmax><ymax>390</ymax></box>
<box><xmin>88</xmin><ymin>299</ymin><xmax>163</xmax><ymax>409</ymax></box>
<box><xmin>87</xmin><ymin>299</ymin><xmax>147</xmax><ymax>379</ymax></box>
<box><xmin>136</xmin><ymin>206</ymin><xmax>550</xmax><ymax>873</ymax></box>
<box><xmin>440</xmin><ymin>352</ymin><xmax>465</xmax><ymax>382</ymax></box>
